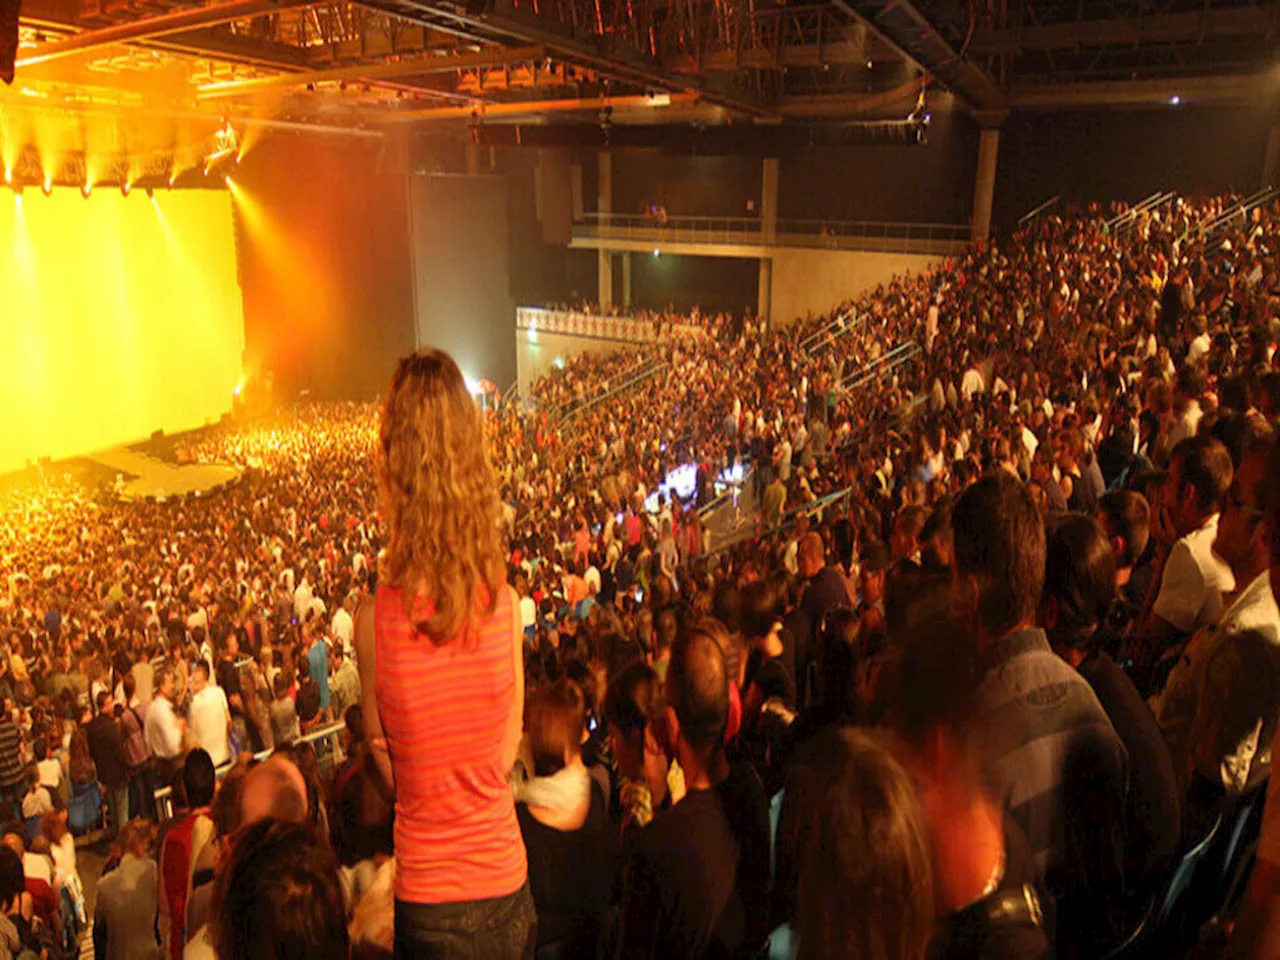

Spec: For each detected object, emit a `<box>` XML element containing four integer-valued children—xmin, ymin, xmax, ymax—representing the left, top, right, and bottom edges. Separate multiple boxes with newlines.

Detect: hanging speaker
<box><xmin>0</xmin><ymin>0</ymin><xmax>19</xmax><ymax>86</ymax></box>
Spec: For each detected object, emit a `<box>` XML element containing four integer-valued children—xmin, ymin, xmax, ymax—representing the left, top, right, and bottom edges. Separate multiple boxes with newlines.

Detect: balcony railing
<box><xmin>576</xmin><ymin>214</ymin><xmax>972</xmax><ymax>254</ymax></box>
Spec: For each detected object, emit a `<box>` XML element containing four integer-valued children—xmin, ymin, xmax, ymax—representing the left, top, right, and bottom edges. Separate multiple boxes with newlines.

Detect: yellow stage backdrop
<box><xmin>0</xmin><ymin>188</ymin><xmax>244</xmax><ymax>474</ymax></box>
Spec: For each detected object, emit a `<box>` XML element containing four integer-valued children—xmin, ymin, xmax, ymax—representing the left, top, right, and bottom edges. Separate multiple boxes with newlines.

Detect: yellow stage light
<box><xmin>81</xmin><ymin>183</ymin><xmax>91</xmax><ymax>198</ymax></box>
<box><xmin>42</xmin><ymin>178</ymin><xmax>51</xmax><ymax>196</ymax></box>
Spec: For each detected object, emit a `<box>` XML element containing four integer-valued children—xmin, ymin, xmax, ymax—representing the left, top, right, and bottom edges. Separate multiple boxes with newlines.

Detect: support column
<box><xmin>1264</xmin><ymin>122</ymin><xmax>1280</xmax><ymax>189</ymax></box>
<box><xmin>465</xmin><ymin>142</ymin><xmax>480</xmax><ymax>176</ymax></box>
<box><xmin>598</xmin><ymin>150</ymin><xmax>613</xmax><ymax>311</ymax></box>
<box><xmin>971</xmin><ymin>121</ymin><xmax>1002</xmax><ymax>245</ymax></box>
<box><xmin>622</xmin><ymin>252</ymin><xmax>632</xmax><ymax>308</ymax></box>
<box><xmin>758</xmin><ymin>157</ymin><xmax>779</xmax><ymax>325</ymax></box>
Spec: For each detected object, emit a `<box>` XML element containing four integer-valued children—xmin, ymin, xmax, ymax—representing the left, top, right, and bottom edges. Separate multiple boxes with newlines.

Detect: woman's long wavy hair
<box><xmin>378</xmin><ymin>349</ymin><xmax>505</xmax><ymax>643</ymax></box>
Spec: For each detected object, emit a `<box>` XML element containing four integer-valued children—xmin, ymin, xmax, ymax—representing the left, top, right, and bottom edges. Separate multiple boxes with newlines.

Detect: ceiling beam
<box><xmin>376</xmin><ymin>91</ymin><xmax>701</xmax><ymax>122</ymax></box>
<box><xmin>16</xmin><ymin>0</ymin><xmax>317</xmax><ymax>68</ymax></box>
<box><xmin>356</xmin><ymin>0</ymin><xmax>775</xmax><ymax>118</ymax></box>
<box><xmin>971</xmin><ymin>5</ymin><xmax>1276</xmax><ymax>55</ymax></box>
<box><xmin>196</xmin><ymin>43</ymin><xmax>545</xmax><ymax>98</ymax></box>
<box><xmin>833</xmin><ymin>0</ymin><xmax>1004</xmax><ymax>110</ymax></box>
<box><xmin>1007</xmin><ymin>70</ymin><xmax>1276</xmax><ymax>109</ymax></box>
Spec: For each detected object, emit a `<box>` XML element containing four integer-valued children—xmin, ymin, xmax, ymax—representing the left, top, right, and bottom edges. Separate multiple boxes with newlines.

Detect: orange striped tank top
<box><xmin>375</xmin><ymin>584</ymin><xmax>527</xmax><ymax>904</ymax></box>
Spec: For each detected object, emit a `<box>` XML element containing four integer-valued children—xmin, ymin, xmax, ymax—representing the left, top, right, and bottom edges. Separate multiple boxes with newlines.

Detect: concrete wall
<box><xmin>516</xmin><ymin>329</ymin><xmax>630</xmax><ymax>397</ymax></box>
<box><xmin>769</xmin><ymin>249</ymin><xmax>944</xmax><ymax>326</ymax></box>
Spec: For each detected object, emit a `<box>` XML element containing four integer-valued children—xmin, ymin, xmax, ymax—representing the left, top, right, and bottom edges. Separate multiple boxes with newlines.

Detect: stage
<box><xmin>86</xmin><ymin>446</ymin><xmax>243</xmax><ymax>503</ymax></box>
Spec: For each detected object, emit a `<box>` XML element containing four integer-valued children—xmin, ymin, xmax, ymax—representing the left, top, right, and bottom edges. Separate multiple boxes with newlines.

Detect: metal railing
<box><xmin>706</xmin><ymin>484</ymin><xmax>854</xmax><ymax>557</ymax></box>
<box><xmin>800</xmin><ymin>310</ymin><xmax>865</xmax><ymax>357</ymax></box>
<box><xmin>501</xmin><ymin>381</ymin><xmax>520</xmax><ymax>408</ymax></box>
<box><xmin>555</xmin><ymin>358</ymin><xmax>671</xmax><ymax>428</ymax></box>
<box><xmin>577</xmin><ymin>213</ymin><xmax>972</xmax><ymax>253</ymax></box>
<box><xmin>1104</xmin><ymin>191</ymin><xmax>1175</xmax><ymax>236</ymax></box>
<box><xmin>840</xmin><ymin>341</ymin><xmax>923</xmax><ymax>392</ymax></box>
<box><xmin>1198</xmin><ymin>184</ymin><xmax>1280</xmax><ymax>244</ymax></box>
<box><xmin>1017</xmin><ymin>195</ymin><xmax>1059</xmax><ymax>230</ymax></box>
<box><xmin>152</xmin><ymin>719</ymin><xmax>348</xmax><ymax>822</ymax></box>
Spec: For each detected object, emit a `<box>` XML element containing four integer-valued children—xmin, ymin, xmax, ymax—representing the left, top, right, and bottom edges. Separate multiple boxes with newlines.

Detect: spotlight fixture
<box><xmin>1170</xmin><ymin>95</ymin><xmax>1181</xmax><ymax>105</ymax></box>
<box><xmin>81</xmin><ymin>182</ymin><xmax>91</xmax><ymax>198</ymax></box>
<box><xmin>145</xmin><ymin>186</ymin><xmax>155</xmax><ymax>199</ymax></box>
<box><xmin>11</xmin><ymin>183</ymin><xmax>22</xmax><ymax>198</ymax></box>
<box><xmin>2</xmin><ymin>168</ymin><xmax>9</xmax><ymax>184</ymax></box>
<box><xmin>121</xmin><ymin>182</ymin><xmax>131</xmax><ymax>197</ymax></box>
<box><xmin>42</xmin><ymin>177</ymin><xmax>51</xmax><ymax>196</ymax></box>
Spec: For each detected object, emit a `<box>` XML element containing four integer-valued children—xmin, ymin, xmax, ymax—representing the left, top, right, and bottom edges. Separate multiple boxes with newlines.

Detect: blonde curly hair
<box><xmin>378</xmin><ymin>350</ymin><xmax>506</xmax><ymax>643</ymax></box>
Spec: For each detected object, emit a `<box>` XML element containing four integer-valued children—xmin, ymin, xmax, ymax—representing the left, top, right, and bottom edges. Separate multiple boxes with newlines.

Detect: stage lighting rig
<box><xmin>204</xmin><ymin>121</ymin><xmax>241</xmax><ymax>176</ymax></box>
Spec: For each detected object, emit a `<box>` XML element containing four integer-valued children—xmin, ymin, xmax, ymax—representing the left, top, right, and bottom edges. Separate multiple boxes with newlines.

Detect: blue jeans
<box><xmin>105</xmin><ymin>782</ymin><xmax>129</xmax><ymax>837</ymax></box>
<box><xmin>395</xmin><ymin>883</ymin><xmax>537</xmax><ymax>960</ymax></box>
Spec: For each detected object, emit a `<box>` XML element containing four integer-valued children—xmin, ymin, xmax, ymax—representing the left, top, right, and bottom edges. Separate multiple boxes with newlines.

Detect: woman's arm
<box><xmin>499</xmin><ymin>586</ymin><xmax>525</xmax><ymax>776</ymax></box>
<box><xmin>354</xmin><ymin>598</ymin><xmax>395</xmax><ymax>796</ymax></box>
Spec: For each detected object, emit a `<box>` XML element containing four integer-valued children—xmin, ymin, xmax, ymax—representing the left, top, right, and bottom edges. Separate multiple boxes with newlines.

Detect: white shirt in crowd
<box><xmin>294</xmin><ymin>579</ymin><xmax>314</xmax><ymax>621</ymax></box>
<box><xmin>332</xmin><ymin>606</ymin><xmax>354</xmax><ymax>650</ymax></box>
<box><xmin>1168</xmin><ymin>398</ymin><xmax>1204</xmax><ymax>448</ymax></box>
<box><xmin>1151</xmin><ymin>513</ymin><xmax>1235</xmax><ymax>635</ymax></box>
<box><xmin>189</xmin><ymin>683</ymin><xmax>232</xmax><ymax>767</ymax></box>
<box><xmin>519</xmin><ymin>595</ymin><xmax>537</xmax><ymax>630</ymax></box>
<box><xmin>144</xmin><ymin>696</ymin><xmax>184</xmax><ymax>761</ymax></box>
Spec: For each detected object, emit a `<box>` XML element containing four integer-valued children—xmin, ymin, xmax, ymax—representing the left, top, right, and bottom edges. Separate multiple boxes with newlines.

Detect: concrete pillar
<box><xmin>598</xmin><ymin>151</ymin><xmax>613</xmax><ymax>310</ymax></box>
<box><xmin>757</xmin><ymin>157</ymin><xmax>779</xmax><ymax>325</ymax></box>
<box><xmin>465</xmin><ymin>142</ymin><xmax>481</xmax><ymax>176</ymax></box>
<box><xmin>622</xmin><ymin>252</ymin><xmax>632</xmax><ymax>308</ymax></box>
<box><xmin>761</xmin><ymin>157</ymin><xmax>779</xmax><ymax>243</ymax></box>
<box><xmin>758</xmin><ymin>259</ymin><xmax>773</xmax><ymax>326</ymax></box>
<box><xmin>1264</xmin><ymin>123</ymin><xmax>1280</xmax><ymax>189</ymax></box>
<box><xmin>971</xmin><ymin>126</ymin><xmax>1000</xmax><ymax>245</ymax></box>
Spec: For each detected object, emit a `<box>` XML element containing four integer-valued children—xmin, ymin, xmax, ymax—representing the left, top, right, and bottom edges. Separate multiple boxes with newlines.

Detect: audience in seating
<box><xmin>0</xmin><ymin>191</ymin><xmax>1276</xmax><ymax>959</ymax></box>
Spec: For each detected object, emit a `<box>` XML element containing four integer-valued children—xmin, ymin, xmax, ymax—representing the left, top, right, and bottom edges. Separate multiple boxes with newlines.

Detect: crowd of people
<box><xmin>0</xmin><ymin>190</ymin><xmax>1277</xmax><ymax>959</ymax></box>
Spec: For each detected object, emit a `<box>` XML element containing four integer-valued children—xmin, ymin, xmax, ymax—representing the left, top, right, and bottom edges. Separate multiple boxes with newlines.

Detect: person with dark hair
<box><xmin>187</xmin><ymin>661</ymin><xmax>231</xmax><ymax>769</ymax></box>
<box><xmin>0</xmin><ymin>845</ymin><xmax>27</xmax><ymax>959</ymax></box>
<box><xmin>210</xmin><ymin>818</ymin><xmax>349</xmax><ymax>960</ymax></box>
<box><xmin>159</xmin><ymin>749</ymin><xmax>216</xmax><ymax>960</ymax></box>
<box><xmin>94</xmin><ymin>819</ymin><xmax>162</xmax><ymax>960</ymax></box>
<box><xmin>86</xmin><ymin>689</ymin><xmax>130</xmax><ymax>836</ymax></box>
<box><xmin>515</xmin><ymin>679</ymin><xmax>616</xmax><ymax>959</ymax></box>
<box><xmin>781</xmin><ymin>728</ymin><xmax>935</xmax><ymax>960</ymax></box>
<box><xmin>890</xmin><ymin>505</ymin><xmax>927</xmax><ymax>567</ymax></box>
<box><xmin>1136</xmin><ymin>434</ymin><xmax>1236</xmax><ymax>690</ymax></box>
<box><xmin>616</xmin><ymin>625</ymin><xmax>769</xmax><ymax>960</ymax></box>
<box><xmin>1097</xmin><ymin>489</ymin><xmax>1157</xmax><ymax>641</ymax></box>
<box><xmin>741</xmin><ymin>576</ymin><xmax>797</xmax><ymax>717</ymax></box>
<box><xmin>1153</xmin><ymin>428</ymin><xmax>1277</xmax><ymax>831</ymax></box>
<box><xmin>920</xmin><ymin>499</ymin><xmax>954</xmax><ymax>572</ymax></box>
<box><xmin>798</xmin><ymin>528</ymin><xmax>857</xmax><ymax>709</ymax></box>
<box><xmin>603</xmin><ymin>660</ymin><xmax>667</xmax><ymax>838</ymax></box>
<box><xmin>1029</xmin><ymin>445</ymin><xmax>1068</xmax><ymax>517</ymax></box>
<box><xmin>951</xmin><ymin>473</ymin><xmax>1127</xmax><ymax>956</ymax></box>
<box><xmin>1042</xmin><ymin>514</ymin><xmax>1181</xmax><ymax>906</ymax></box>
<box><xmin>1230</xmin><ymin>435</ymin><xmax>1280</xmax><ymax>960</ymax></box>
<box><xmin>1168</xmin><ymin>363</ymin><xmax>1207</xmax><ymax>447</ymax></box>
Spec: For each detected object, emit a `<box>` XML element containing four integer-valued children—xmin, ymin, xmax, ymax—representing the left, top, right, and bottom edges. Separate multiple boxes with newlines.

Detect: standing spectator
<box><xmin>145</xmin><ymin>668</ymin><xmax>186</xmax><ymax>788</ymax></box>
<box><xmin>305</xmin><ymin>629</ymin><xmax>332</xmax><ymax>718</ymax></box>
<box><xmin>159</xmin><ymin>749</ymin><xmax>216</xmax><ymax>960</ymax></box>
<box><xmin>1137</xmin><ymin>435</ymin><xmax>1235</xmax><ymax>684</ymax></box>
<box><xmin>1228</xmin><ymin>436</ymin><xmax>1280</xmax><ymax>960</ymax></box>
<box><xmin>85</xmin><ymin>690</ymin><xmax>130</xmax><ymax>837</ymax></box>
<box><xmin>210</xmin><ymin>819</ymin><xmax>348</xmax><ymax>960</ymax></box>
<box><xmin>357</xmin><ymin>350</ymin><xmax>533</xmax><ymax>958</ymax></box>
<box><xmin>119</xmin><ymin>674</ymin><xmax>153</xmax><ymax>821</ymax></box>
<box><xmin>328</xmin><ymin>647</ymin><xmax>360</xmax><ymax>723</ymax></box>
<box><xmin>94</xmin><ymin>819</ymin><xmax>162</xmax><ymax>960</ymax></box>
<box><xmin>187</xmin><ymin>663</ymin><xmax>231</xmax><ymax>769</ymax></box>
<box><xmin>952</xmin><ymin>473</ymin><xmax>1128</xmax><ymax>955</ymax></box>
<box><xmin>1042</xmin><ymin>515</ymin><xmax>1181</xmax><ymax>905</ymax></box>
<box><xmin>0</xmin><ymin>711</ymin><xmax>24</xmax><ymax>809</ymax></box>
<box><xmin>616</xmin><ymin>626</ymin><xmax>769</xmax><ymax>960</ymax></box>
<box><xmin>269</xmin><ymin>673</ymin><xmax>300</xmax><ymax>746</ymax></box>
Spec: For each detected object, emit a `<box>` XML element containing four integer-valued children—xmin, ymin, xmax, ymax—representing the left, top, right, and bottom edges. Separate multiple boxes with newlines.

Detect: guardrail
<box><xmin>800</xmin><ymin>311</ymin><xmax>865</xmax><ymax>357</ymax></box>
<box><xmin>1104</xmin><ymin>191</ymin><xmax>1175</xmax><ymax>237</ymax></box>
<box><xmin>840</xmin><ymin>342</ymin><xmax>923</xmax><ymax>392</ymax></box>
<box><xmin>1197</xmin><ymin>184</ymin><xmax>1280</xmax><ymax>244</ymax></box>
<box><xmin>555</xmin><ymin>359</ymin><xmax>671</xmax><ymax>428</ymax></box>
<box><xmin>516</xmin><ymin>306</ymin><xmax>708</xmax><ymax>344</ymax></box>
<box><xmin>577</xmin><ymin>213</ymin><xmax>972</xmax><ymax>254</ymax></box>
<box><xmin>706</xmin><ymin>485</ymin><xmax>854</xmax><ymax>556</ymax></box>
<box><xmin>153</xmin><ymin>719</ymin><xmax>348</xmax><ymax>822</ymax></box>
<box><xmin>1017</xmin><ymin>195</ymin><xmax>1059</xmax><ymax>230</ymax></box>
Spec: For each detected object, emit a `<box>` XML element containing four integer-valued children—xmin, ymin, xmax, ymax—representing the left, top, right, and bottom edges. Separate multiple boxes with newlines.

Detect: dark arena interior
<box><xmin>1</xmin><ymin>0</ymin><xmax>1280</xmax><ymax>956</ymax></box>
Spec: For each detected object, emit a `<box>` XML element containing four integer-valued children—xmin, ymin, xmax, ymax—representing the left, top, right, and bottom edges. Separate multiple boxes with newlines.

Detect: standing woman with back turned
<box><xmin>356</xmin><ymin>349</ymin><xmax>534</xmax><ymax>960</ymax></box>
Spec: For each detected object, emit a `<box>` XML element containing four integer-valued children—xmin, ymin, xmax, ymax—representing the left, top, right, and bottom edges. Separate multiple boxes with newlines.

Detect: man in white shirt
<box><xmin>187</xmin><ymin>662</ymin><xmax>232</xmax><ymax>768</ymax></box>
<box><xmin>1138</xmin><ymin>435</ymin><xmax>1236</xmax><ymax>682</ymax></box>
<box><xmin>331</xmin><ymin>593</ymin><xmax>355</xmax><ymax>656</ymax></box>
<box><xmin>1168</xmin><ymin>365</ymin><xmax>1206</xmax><ymax>448</ymax></box>
<box><xmin>144</xmin><ymin>667</ymin><xmax>185</xmax><ymax>771</ymax></box>
<box><xmin>293</xmin><ymin>576</ymin><xmax>314</xmax><ymax>622</ymax></box>
<box><xmin>1152</xmin><ymin>431</ymin><xmax>1278</xmax><ymax>797</ymax></box>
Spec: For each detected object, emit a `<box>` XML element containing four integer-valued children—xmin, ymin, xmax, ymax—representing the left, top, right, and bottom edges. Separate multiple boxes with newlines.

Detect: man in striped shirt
<box><xmin>952</xmin><ymin>474</ymin><xmax>1130</xmax><ymax>956</ymax></box>
<box><xmin>0</xmin><ymin>709</ymin><xmax>25</xmax><ymax>806</ymax></box>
